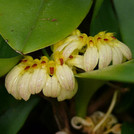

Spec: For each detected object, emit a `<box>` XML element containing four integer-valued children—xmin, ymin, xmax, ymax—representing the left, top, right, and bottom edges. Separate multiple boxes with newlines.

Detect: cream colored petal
<box><xmin>116</xmin><ymin>41</ymin><xmax>132</xmax><ymax>60</ymax></box>
<box><xmin>98</xmin><ymin>44</ymin><xmax>108</xmax><ymax>69</ymax></box>
<box><xmin>9</xmin><ymin>74</ymin><xmax>22</xmax><ymax>100</ymax></box>
<box><xmin>67</xmin><ymin>55</ymin><xmax>84</xmax><ymax>70</ymax></box>
<box><xmin>54</xmin><ymin>35</ymin><xmax>78</xmax><ymax>52</ymax></box>
<box><xmin>57</xmin><ymin>80</ymin><xmax>78</xmax><ymax>101</ymax></box>
<box><xmin>56</xmin><ymin>64</ymin><xmax>75</xmax><ymax>90</ymax></box>
<box><xmin>35</xmin><ymin>69</ymin><xmax>47</xmax><ymax>94</ymax></box>
<box><xmin>105</xmin><ymin>44</ymin><xmax>112</xmax><ymax>66</ymax></box>
<box><xmin>65</xmin><ymin>35</ymin><xmax>79</xmax><ymax>42</ymax></box>
<box><xmin>43</xmin><ymin>75</ymin><xmax>61</xmax><ymax>97</ymax></box>
<box><xmin>84</xmin><ymin>46</ymin><xmax>98</xmax><ymax>71</ymax></box>
<box><xmin>56</xmin><ymin>65</ymin><xmax>68</xmax><ymax>90</ymax></box>
<box><xmin>5</xmin><ymin>66</ymin><xmax>23</xmax><ymax>93</ymax></box>
<box><xmin>112</xmin><ymin>46</ymin><xmax>123</xmax><ymax>65</ymax></box>
<box><xmin>55</xmin><ymin>42</ymin><xmax>69</xmax><ymax>52</ymax></box>
<box><xmin>29</xmin><ymin>69</ymin><xmax>40</xmax><ymax>94</ymax></box>
<box><xmin>17</xmin><ymin>72</ymin><xmax>31</xmax><ymax>101</ymax></box>
<box><xmin>63</xmin><ymin>41</ymin><xmax>81</xmax><ymax>60</ymax></box>
<box><xmin>5</xmin><ymin>66</ymin><xmax>21</xmax><ymax>83</ymax></box>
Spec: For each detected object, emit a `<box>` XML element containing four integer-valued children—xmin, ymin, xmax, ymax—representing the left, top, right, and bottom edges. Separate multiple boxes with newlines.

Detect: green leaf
<box><xmin>76</xmin><ymin>60</ymin><xmax>134</xmax><ymax>83</ymax></box>
<box><xmin>0</xmin><ymin>0</ymin><xmax>93</xmax><ymax>54</ymax></box>
<box><xmin>90</xmin><ymin>0</ymin><xmax>120</xmax><ymax>36</ymax></box>
<box><xmin>0</xmin><ymin>35</ymin><xmax>19</xmax><ymax>58</ymax></box>
<box><xmin>114</xmin><ymin>0</ymin><xmax>134</xmax><ymax>57</ymax></box>
<box><xmin>0</xmin><ymin>84</ymin><xmax>40</xmax><ymax>134</ymax></box>
<box><xmin>91</xmin><ymin>0</ymin><xmax>104</xmax><ymax>21</ymax></box>
<box><xmin>75</xmin><ymin>78</ymin><xmax>105</xmax><ymax>117</ymax></box>
<box><xmin>0</xmin><ymin>56</ymin><xmax>22</xmax><ymax>77</ymax></box>
<box><xmin>122</xmin><ymin>122</ymin><xmax>134</xmax><ymax>134</ymax></box>
<box><xmin>0</xmin><ymin>35</ymin><xmax>22</xmax><ymax>77</ymax></box>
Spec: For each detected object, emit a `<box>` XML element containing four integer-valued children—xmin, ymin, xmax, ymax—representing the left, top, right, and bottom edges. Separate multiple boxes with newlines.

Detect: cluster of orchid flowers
<box><xmin>5</xmin><ymin>56</ymin><xmax>77</xmax><ymax>101</ymax></box>
<box><xmin>5</xmin><ymin>29</ymin><xmax>132</xmax><ymax>101</ymax></box>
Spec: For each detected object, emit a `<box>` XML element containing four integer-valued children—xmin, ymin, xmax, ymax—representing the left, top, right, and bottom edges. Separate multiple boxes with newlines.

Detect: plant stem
<box><xmin>51</xmin><ymin>101</ymin><xmax>70</xmax><ymax>132</ymax></box>
<box><xmin>42</xmin><ymin>48</ymin><xmax>50</xmax><ymax>58</ymax></box>
<box><xmin>88</xmin><ymin>87</ymin><xmax>114</xmax><ymax>114</ymax></box>
<box><xmin>107</xmin><ymin>82</ymin><xmax>129</xmax><ymax>92</ymax></box>
<box><xmin>39</xmin><ymin>93</ymin><xmax>71</xmax><ymax>133</ymax></box>
<box><xmin>93</xmin><ymin>90</ymin><xmax>118</xmax><ymax>133</ymax></box>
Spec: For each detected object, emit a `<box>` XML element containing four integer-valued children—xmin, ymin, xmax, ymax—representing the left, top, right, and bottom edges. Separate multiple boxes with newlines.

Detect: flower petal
<box><xmin>57</xmin><ymin>80</ymin><xmax>78</xmax><ymax>101</ymax></box>
<box><xmin>5</xmin><ymin>65</ymin><xmax>23</xmax><ymax>94</ymax></box>
<box><xmin>98</xmin><ymin>44</ymin><xmax>109</xmax><ymax>69</ymax></box>
<box><xmin>62</xmin><ymin>41</ymin><xmax>82</xmax><ymax>60</ymax></box>
<box><xmin>43</xmin><ymin>75</ymin><xmax>61</xmax><ymax>97</ymax></box>
<box><xmin>112</xmin><ymin>46</ymin><xmax>123</xmax><ymax>65</ymax></box>
<box><xmin>29</xmin><ymin>68</ymin><xmax>40</xmax><ymax>94</ymax></box>
<box><xmin>56</xmin><ymin>64</ymin><xmax>75</xmax><ymax>90</ymax></box>
<box><xmin>105</xmin><ymin>44</ymin><xmax>112</xmax><ymax>66</ymax></box>
<box><xmin>54</xmin><ymin>35</ymin><xmax>78</xmax><ymax>52</ymax></box>
<box><xmin>17</xmin><ymin>72</ymin><xmax>31</xmax><ymax>101</ymax></box>
<box><xmin>67</xmin><ymin>55</ymin><xmax>84</xmax><ymax>70</ymax></box>
<box><xmin>116</xmin><ymin>41</ymin><xmax>132</xmax><ymax>60</ymax></box>
<box><xmin>9</xmin><ymin>74</ymin><xmax>22</xmax><ymax>100</ymax></box>
<box><xmin>84</xmin><ymin>46</ymin><xmax>98</xmax><ymax>71</ymax></box>
<box><xmin>35</xmin><ymin>69</ymin><xmax>47</xmax><ymax>94</ymax></box>
<box><xmin>55</xmin><ymin>42</ymin><xmax>69</xmax><ymax>52</ymax></box>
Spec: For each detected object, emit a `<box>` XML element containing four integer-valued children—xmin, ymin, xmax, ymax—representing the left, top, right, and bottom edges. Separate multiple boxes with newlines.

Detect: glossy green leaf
<box><xmin>0</xmin><ymin>35</ymin><xmax>19</xmax><ymax>58</ymax></box>
<box><xmin>0</xmin><ymin>84</ymin><xmax>40</xmax><ymax>134</ymax></box>
<box><xmin>90</xmin><ymin>0</ymin><xmax>120</xmax><ymax>36</ymax></box>
<box><xmin>114</xmin><ymin>0</ymin><xmax>134</xmax><ymax>57</ymax></box>
<box><xmin>0</xmin><ymin>56</ymin><xmax>22</xmax><ymax>77</ymax></box>
<box><xmin>122</xmin><ymin>122</ymin><xmax>134</xmax><ymax>134</ymax></box>
<box><xmin>0</xmin><ymin>35</ymin><xmax>21</xmax><ymax>77</ymax></box>
<box><xmin>76</xmin><ymin>60</ymin><xmax>134</xmax><ymax>83</ymax></box>
<box><xmin>0</xmin><ymin>0</ymin><xmax>93</xmax><ymax>54</ymax></box>
<box><xmin>75</xmin><ymin>78</ymin><xmax>105</xmax><ymax>117</ymax></box>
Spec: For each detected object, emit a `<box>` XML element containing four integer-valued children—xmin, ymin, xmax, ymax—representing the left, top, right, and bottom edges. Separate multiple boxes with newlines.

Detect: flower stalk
<box><xmin>93</xmin><ymin>90</ymin><xmax>119</xmax><ymax>133</ymax></box>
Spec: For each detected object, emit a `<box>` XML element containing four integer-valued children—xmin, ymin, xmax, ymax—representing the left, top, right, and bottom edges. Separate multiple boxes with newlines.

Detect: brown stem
<box><xmin>51</xmin><ymin>101</ymin><xmax>70</xmax><ymax>132</ymax></box>
<box><xmin>88</xmin><ymin>82</ymin><xmax>129</xmax><ymax>114</ymax></box>
<box><xmin>39</xmin><ymin>93</ymin><xmax>72</xmax><ymax>133</ymax></box>
<box><xmin>88</xmin><ymin>87</ymin><xmax>114</xmax><ymax>114</ymax></box>
<box><xmin>107</xmin><ymin>82</ymin><xmax>129</xmax><ymax>93</ymax></box>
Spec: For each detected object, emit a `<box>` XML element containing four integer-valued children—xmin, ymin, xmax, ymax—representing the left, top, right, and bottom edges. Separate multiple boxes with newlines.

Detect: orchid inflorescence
<box><xmin>5</xmin><ymin>29</ymin><xmax>132</xmax><ymax>101</ymax></box>
<box><xmin>5</xmin><ymin>55</ymin><xmax>77</xmax><ymax>101</ymax></box>
<box><xmin>54</xmin><ymin>29</ymin><xmax>132</xmax><ymax>71</ymax></box>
